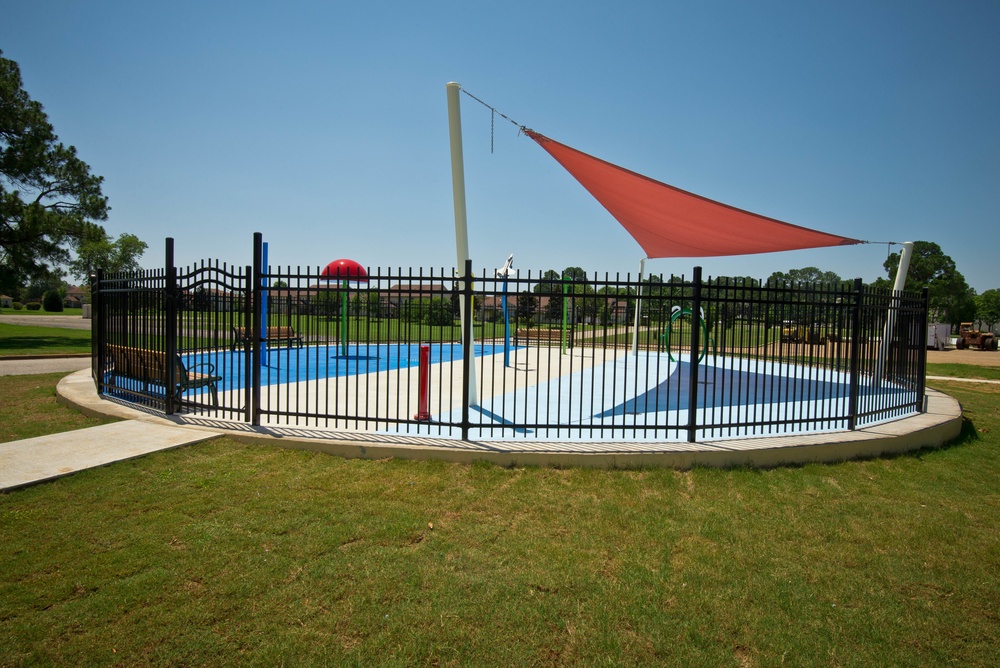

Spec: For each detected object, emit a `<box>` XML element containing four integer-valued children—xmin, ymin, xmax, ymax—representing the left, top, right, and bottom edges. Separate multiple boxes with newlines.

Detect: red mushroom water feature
<box><xmin>321</xmin><ymin>258</ymin><xmax>369</xmax><ymax>283</ymax></box>
<box><xmin>320</xmin><ymin>259</ymin><xmax>368</xmax><ymax>356</ymax></box>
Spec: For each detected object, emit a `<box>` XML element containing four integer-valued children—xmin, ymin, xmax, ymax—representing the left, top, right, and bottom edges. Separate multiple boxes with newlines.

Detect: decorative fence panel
<box><xmin>92</xmin><ymin>235</ymin><xmax>928</xmax><ymax>442</ymax></box>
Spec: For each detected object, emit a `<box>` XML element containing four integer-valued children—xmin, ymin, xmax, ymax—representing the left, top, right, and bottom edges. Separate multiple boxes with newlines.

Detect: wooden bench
<box><xmin>516</xmin><ymin>328</ymin><xmax>565</xmax><ymax>342</ymax></box>
<box><xmin>105</xmin><ymin>344</ymin><xmax>222</xmax><ymax>407</ymax></box>
<box><xmin>231</xmin><ymin>326</ymin><xmax>304</xmax><ymax>351</ymax></box>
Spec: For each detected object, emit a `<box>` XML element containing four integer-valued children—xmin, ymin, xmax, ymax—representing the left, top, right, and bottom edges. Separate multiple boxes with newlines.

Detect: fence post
<box><xmin>917</xmin><ymin>287</ymin><xmax>929</xmax><ymax>412</ymax></box>
<box><xmin>244</xmin><ymin>264</ymin><xmax>254</xmax><ymax>424</ymax></box>
<box><xmin>461</xmin><ymin>259</ymin><xmax>474</xmax><ymax>440</ymax></box>
<box><xmin>251</xmin><ymin>233</ymin><xmax>263</xmax><ymax>426</ymax></box>
<box><xmin>686</xmin><ymin>266</ymin><xmax>703</xmax><ymax>443</ymax></box>
<box><xmin>847</xmin><ymin>278</ymin><xmax>864</xmax><ymax>430</ymax></box>
<box><xmin>92</xmin><ymin>269</ymin><xmax>103</xmax><ymax>391</ymax></box>
<box><xmin>164</xmin><ymin>238</ymin><xmax>178</xmax><ymax>415</ymax></box>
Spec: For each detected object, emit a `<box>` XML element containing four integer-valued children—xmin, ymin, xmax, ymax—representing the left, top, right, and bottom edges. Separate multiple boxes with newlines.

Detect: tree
<box><xmin>532</xmin><ymin>269</ymin><xmax>563</xmax><ymax>294</ymax></box>
<box><xmin>1</xmin><ymin>51</ymin><xmax>110</xmax><ymax>294</ymax></box>
<box><xmin>515</xmin><ymin>291</ymin><xmax>536</xmax><ymax>325</ymax></box>
<box><xmin>22</xmin><ymin>273</ymin><xmax>64</xmax><ymax>302</ymax></box>
<box><xmin>882</xmin><ymin>241</ymin><xmax>976</xmax><ymax>325</ymax></box>
<box><xmin>976</xmin><ymin>289</ymin><xmax>1000</xmax><ymax>331</ymax></box>
<box><xmin>767</xmin><ymin>267</ymin><xmax>843</xmax><ymax>285</ymax></box>
<box><xmin>42</xmin><ymin>289</ymin><xmax>63</xmax><ymax>312</ymax></box>
<box><xmin>68</xmin><ymin>231</ymin><xmax>147</xmax><ymax>282</ymax></box>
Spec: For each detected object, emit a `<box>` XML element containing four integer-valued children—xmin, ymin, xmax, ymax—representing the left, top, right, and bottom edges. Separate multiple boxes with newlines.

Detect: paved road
<box><xmin>0</xmin><ymin>314</ymin><xmax>93</xmax><ymax>330</ymax></box>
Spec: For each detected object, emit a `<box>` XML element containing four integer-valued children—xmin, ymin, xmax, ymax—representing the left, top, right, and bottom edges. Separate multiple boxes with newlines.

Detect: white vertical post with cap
<box><xmin>873</xmin><ymin>241</ymin><xmax>914</xmax><ymax>388</ymax></box>
<box><xmin>446</xmin><ymin>82</ymin><xmax>478</xmax><ymax>406</ymax></box>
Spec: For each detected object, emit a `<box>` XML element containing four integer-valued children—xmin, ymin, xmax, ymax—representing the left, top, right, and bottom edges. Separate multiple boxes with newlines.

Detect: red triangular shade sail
<box><xmin>526</xmin><ymin>130</ymin><xmax>861</xmax><ymax>258</ymax></box>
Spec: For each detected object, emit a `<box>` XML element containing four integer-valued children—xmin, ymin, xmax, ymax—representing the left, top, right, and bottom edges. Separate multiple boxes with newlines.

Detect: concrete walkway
<box><xmin>926</xmin><ymin>375</ymin><xmax>1000</xmax><ymax>385</ymax></box>
<box><xmin>0</xmin><ymin>420</ymin><xmax>220</xmax><ymax>492</ymax></box>
<box><xmin>0</xmin><ymin>354</ymin><xmax>220</xmax><ymax>492</ymax></box>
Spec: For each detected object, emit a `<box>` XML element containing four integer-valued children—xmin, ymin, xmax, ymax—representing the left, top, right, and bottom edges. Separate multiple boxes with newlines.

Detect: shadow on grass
<box><xmin>0</xmin><ymin>334</ymin><xmax>91</xmax><ymax>354</ymax></box>
<box><xmin>688</xmin><ymin>416</ymin><xmax>981</xmax><ymax>475</ymax></box>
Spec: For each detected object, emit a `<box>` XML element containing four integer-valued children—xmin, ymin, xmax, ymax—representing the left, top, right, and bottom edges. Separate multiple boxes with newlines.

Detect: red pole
<box><xmin>414</xmin><ymin>344</ymin><xmax>431</xmax><ymax>421</ymax></box>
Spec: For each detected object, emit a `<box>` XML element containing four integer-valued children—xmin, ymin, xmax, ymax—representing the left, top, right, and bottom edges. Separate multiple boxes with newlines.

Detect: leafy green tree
<box><xmin>532</xmin><ymin>269</ymin><xmax>563</xmax><ymax>294</ymax></box>
<box><xmin>767</xmin><ymin>267</ymin><xmax>843</xmax><ymax>285</ymax></box>
<box><xmin>543</xmin><ymin>293</ymin><xmax>563</xmax><ymax>323</ymax></box>
<box><xmin>69</xmin><ymin>231</ymin><xmax>147</xmax><ymax>282</ymax></box>
<box><xmin>561</xmin><ymin>266</ymin><xmax>597</xmax><ymax>323</ymax></box>
<box><xmin>533</xmin><ymin>270</ymin><xmax>564</xmax><ymax>324</ymax></box>
<box><xmin>515</xmin><ymin>291</ymin><xmax>536</xmax><ymax>326</ymax></box>
<box><xmin>882</xmin><ymin>241</ymin><xmax>976</xmax><ymax>325</ymax></box>
<box><xmin>708</xmin><ymin>275</ymin><xmax>762</xmax><ymax>329</ymax></box>
<box><xmin>976</xmin><ymin>289</ymin><xmax>1000</xmax><ymax>331</ymax></box>
<box><xmin>1</xmin><ymin>51</ymin><xmax>110</xmax><ymax>294</ymax></box>
<box><xmin>312</xmin><ymin>289</ymin><xmax>340</xmax><ymax>318</ymax></box>
<box><xmin>422</xmin><ymin>298</ymin><xmax>455</xmax><ymax>326</ymax></box>
<box><xmin>596</xmin><ymin>285</ymin><xmax>635</xmax><ymax>325</ymax></box>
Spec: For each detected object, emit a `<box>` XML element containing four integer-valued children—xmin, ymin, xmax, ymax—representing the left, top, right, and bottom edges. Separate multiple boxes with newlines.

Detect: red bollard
<box><xmin>414</xmin><ymin>344</ymin><xmax>431</xmax><ymax>421</ymax></box>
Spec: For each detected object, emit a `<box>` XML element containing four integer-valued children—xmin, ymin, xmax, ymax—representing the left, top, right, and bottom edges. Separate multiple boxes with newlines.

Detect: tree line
<box><xmin>515</xmin><ymin>244</ymin><xmax>996</xmax><ymax>332</ymax></box>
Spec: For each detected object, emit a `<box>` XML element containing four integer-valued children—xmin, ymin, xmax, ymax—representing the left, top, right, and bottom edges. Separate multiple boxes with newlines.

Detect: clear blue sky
<box><xmin>4</xmin><ymin>1</ymin><xmax>998</xmax><ymax>291</ymax></box>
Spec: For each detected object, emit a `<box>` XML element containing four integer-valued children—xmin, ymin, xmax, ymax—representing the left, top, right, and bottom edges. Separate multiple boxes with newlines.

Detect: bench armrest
<box><xmin>186</xmin><ymin>361</ymin><xmax>218</xmax><ymax>376</ymax></box>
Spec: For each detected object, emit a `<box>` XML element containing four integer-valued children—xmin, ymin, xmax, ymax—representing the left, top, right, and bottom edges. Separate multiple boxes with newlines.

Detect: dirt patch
<box><xmin>926</xmin><ymin>349</ymin><xmax>1000</xmax><ymax>368</ymax></box>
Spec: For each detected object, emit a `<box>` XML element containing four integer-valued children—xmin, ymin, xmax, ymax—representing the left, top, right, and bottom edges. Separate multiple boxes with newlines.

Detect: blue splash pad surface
<box><xmin>183</xmin><ymin>342</ymin><xmax>509</xmax><ymax>393</ymax></box>
<box><xmin>407</xmin><ymin>352</ymin><xmax>915</xmax><ymax>441</ymax></box>
<box><xmin>595</xmin><ymin>361</ymin><xmax>856</xmax><ymax>416</ymax></box>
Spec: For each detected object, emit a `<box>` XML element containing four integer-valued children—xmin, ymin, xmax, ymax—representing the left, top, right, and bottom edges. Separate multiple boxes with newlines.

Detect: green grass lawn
<box><xmin>1</xmin><ymin>371</ymin><xmax>997</xmax><ymax>665</ymax></box>
<box><xmin>926</xmin><ymin>362</ymin><xmax>1000</xmax><ymax>381</ymax></box>
<box><xmin>0</xmin><ymin>372</ymin><xmax>117</xmax><ymax>443</ymax></box>
<box><xmin>0</xmin><ymin>323</ymin><xmax>91</xmax><ymax>356</ymax></box>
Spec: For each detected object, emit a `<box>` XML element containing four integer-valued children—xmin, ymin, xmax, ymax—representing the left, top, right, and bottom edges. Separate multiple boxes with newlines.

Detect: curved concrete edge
<box><xmin>56</xmin><ymin>369</ymin><xmax>965</xmax><ymax>470</ymax></box>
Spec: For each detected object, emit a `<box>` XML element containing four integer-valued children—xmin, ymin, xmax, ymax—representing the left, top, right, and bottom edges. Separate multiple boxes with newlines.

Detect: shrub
<box><xmin>25</xmin><ymin>302</ymin><xmax>42</xmax><ymax>311</ymax></box>
<box><xmin>12</xmin><ymin>301</ymin><xmax>23</xmax><ymax>310</ymax></box>
<box><xmin>422</xmin><ymin>298</ymin><xmax>456</xmax><ymax>326</ymax></box>
<box><xmin>43</xmin><ymin>290</ymin><xmax>64</xmax><ymax>312</ymax></box>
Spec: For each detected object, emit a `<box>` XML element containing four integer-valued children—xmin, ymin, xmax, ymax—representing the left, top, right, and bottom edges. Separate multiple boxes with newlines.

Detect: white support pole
<box><xmin>631</xmin><ymin>258</ymin><xmax>646</xmax><ymax>356</ymax></box>
<box><xmin>446</xmin><ymin>82</ymin><xmax>477</xmax><ymax>406</ymax></box>
<box><xmin>874</xmin><ymin>241</ymin><xmax>914</xmax><ymax>387</ymax></box>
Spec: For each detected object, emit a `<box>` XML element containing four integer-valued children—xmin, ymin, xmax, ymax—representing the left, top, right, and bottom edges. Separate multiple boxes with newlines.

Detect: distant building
<box><xmin>63</xmin><ymin>285</ymin><xmax>87</xmax><ymax>308</ymax></box>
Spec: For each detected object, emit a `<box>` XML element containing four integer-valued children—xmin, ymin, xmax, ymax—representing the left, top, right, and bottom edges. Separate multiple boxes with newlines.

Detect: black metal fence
<box><xmin>92</xmin><ymin>234</ymin><xmax>928</xmax><ymax>442</ymax></box>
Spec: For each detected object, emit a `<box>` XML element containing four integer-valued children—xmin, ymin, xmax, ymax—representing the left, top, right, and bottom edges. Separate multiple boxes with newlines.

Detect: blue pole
<box><xmin>261</xmin><ymin>242</ymin><xmax>269</xmax><ymax>367</ymax></box>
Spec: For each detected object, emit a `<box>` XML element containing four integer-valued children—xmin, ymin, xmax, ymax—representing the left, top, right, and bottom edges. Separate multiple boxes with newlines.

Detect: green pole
<box><xmin>341</xmin><ymin>279</ymin><xmax>348</xmax><ymax>356</ymax></box>
<box><xmin>562</xmin><ymin>275</ymin><xmax>569</xmax><ymax>354</ymax></box>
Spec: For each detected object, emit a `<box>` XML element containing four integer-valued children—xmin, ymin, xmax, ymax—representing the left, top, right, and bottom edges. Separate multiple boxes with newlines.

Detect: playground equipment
<box><xmin>662</xmin><ymin>306</ymin><xmax>716</xmax><ymax>363</ymax></box>
<box><xmin>496</xmin><ymin>253</ymin><xmax>514</xmax><ymax>367</ymax></box>
<box><xmin>321</xmin><ymin>258</ymin><xmax>369</xmax><ymax>356</ymax></box>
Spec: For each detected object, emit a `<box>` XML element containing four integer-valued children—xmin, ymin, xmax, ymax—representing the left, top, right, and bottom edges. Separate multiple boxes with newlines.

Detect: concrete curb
<box><xmin>54</xmin><ymin>369</ymin><xmax>965</xmax><ymax>470</ymax></box>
